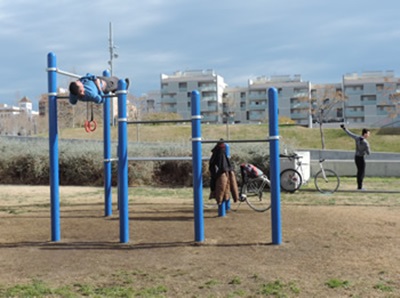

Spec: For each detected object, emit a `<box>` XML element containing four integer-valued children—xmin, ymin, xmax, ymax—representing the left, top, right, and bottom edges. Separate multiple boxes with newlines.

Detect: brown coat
<box><xmin>209</xmin><ymin>171</ymin><xmax>239</xmax><ymax>205</ymax></box>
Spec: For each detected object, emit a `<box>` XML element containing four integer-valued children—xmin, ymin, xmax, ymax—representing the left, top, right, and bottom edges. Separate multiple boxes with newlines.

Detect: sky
<box><xmin>1</xmin><ymin>0</ymin><xmax>400</xmax><ymax>109</ymax></box>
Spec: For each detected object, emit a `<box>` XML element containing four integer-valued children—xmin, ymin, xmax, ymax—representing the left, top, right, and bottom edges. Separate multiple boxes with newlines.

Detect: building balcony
<box><xmin>290</xmin><ymin>112</ymin><xmax>308</xmax><ymax>120</ymax></box>
<box><xmin>160</xmin><ymin>98</ymin><xmax>177</xmax><ymax>104</ymax></box>
<box><xmin>248</xmin><ymin>93</ymin><xmax>267</xmax><ymax>100</ymax></box>
<box><xmin>248</xmin><ymin>103</ymin><xmax>267</xmax><ymax>110</ymax></box>
<box><xmin>290</xmin><ymin>102</ymin><xmax>310</xmax><ymax>109</ymax></box>
<box><xmin>198</xmin><ymin>86</ymin><xmax>217</xmax><ymax>92</ymax></box>
<box><xmin>202</xmin><ymin>95</ymin><xmax>218</xmax><ymax>101</ymax></box>
<box><xmin>345</xmin><ymin>110</ymin><xmax>364</xmax><ymax>117</ymax></box>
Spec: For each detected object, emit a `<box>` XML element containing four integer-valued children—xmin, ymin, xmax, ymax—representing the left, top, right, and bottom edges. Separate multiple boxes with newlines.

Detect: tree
<box><xmin>306</xmin><ymin>84</ymin><xmax>346</xmax><ymax>149</ymax></box>
<box><xmin>222</xmin><ymin>93</ymin><xmax>237</xmax><ymax>139</ymax></box>
<box><xmin>380</xmin><ymin>76</ymin><xmax>400</xmax><ymax>126</ymax></box>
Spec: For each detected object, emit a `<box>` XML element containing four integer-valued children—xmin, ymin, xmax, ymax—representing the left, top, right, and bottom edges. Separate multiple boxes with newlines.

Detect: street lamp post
<box><xmin>108</xmin><ymin>22</ymin><xmax>118</xmax><ymax>126</ymax></box>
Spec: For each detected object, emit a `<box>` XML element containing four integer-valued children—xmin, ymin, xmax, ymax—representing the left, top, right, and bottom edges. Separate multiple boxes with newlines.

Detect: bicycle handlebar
<box><xmin>279</xmin><ymin>153</ymin><xmax>302</xmax><ymax>160</ymax></box>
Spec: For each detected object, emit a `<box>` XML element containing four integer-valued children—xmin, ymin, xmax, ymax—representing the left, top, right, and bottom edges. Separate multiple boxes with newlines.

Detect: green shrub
<box><xmin>0</xmin><ymin>137</ymin><xmax>271</xmax><ymax>187</ymax></box>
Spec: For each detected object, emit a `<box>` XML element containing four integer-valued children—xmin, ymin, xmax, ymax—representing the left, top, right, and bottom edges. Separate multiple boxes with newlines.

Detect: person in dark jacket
<box><xmin>341</xmin><ymin>125</ymin><xmax>371</xmax><ymax>190</ymax></box>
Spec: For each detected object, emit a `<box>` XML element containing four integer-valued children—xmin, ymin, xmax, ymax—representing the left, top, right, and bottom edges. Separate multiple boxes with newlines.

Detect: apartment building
<box><xmin>247</xmin><ymin>75</ymin><xmax>311</xmax><ymax>125</ymax></box>
<box><xmin>159</xmin><ymin>69</ymin><xmax>400</xmax><ymax>127</ymax></box>
<box><xmin>160</xmin><ymin>70</ymin><xmax>227</xmax><ymax>122</ymax></box>
<box><xmin>342</xmin><ymin>71</ymin><xmax>400</xmax><ymax>127</ymax></box>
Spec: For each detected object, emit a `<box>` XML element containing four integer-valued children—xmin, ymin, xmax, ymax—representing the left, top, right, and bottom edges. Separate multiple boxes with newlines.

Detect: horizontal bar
<box><xmin>127</xmin><ymin>119</ymin><xmax>192</xmax><ymax>124</ymax></box>
<box><xmin>202</xmin><ymin>138</ymin><xmax>276</xmax><ymax>144</ymax></box>
<box><xmin>108</xmin><ymin>156</ymin><xmax>210</xmax><ymax>162</ymax></box>
<box><xmin>46</xmin><ymin>68</ymin><xmax>82</xmax><ymax>79</ymax></box>
<box><xmin>55</xmin><ymin>94</ymin><xmax>117</xmax><ymax>99</ymax></box>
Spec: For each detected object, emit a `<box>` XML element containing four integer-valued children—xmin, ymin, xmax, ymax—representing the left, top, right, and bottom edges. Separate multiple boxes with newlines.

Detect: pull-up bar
<box><xmin>202</xmin><ymin>138</ymin><xmax>279</xmax><ymax>144</ymax></box>
<box><xmin>46</xmin><ymin>67</ymin><xmax>82</xmax><ymax>79</ymax></box>
<box><xmin>127</xmin><ymin>119</ymin><xmax>192</xmax><ymax>125</ymax></box>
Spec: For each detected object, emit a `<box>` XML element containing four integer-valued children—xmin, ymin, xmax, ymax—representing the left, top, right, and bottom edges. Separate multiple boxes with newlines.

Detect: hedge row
<box><xmin>0</xmin><ymin>137</ymin><xmax>273</xmax><ymax>187</ymax></box>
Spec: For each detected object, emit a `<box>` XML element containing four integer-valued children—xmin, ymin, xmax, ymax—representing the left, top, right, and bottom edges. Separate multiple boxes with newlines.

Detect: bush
<box><xmin>0</xmin><ymin>137</ymin><xmax>274</xmax><ymax>187</ymax></box>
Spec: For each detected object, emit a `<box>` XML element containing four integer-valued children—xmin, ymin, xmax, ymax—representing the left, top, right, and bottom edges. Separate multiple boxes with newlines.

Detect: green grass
<box><xmin>325</xmin><ymin>278</ymin><xmax>350</xmax><ymax>289</ymax></box>
<box><xmin>258</xmin><ymin>280</ymin><xmax>300</xmax><ymax>297</ymax></box>
<box><xmin>374</xmin><ymin>282</ymin><xmax>393</xmax><ymax>292</ymax></box>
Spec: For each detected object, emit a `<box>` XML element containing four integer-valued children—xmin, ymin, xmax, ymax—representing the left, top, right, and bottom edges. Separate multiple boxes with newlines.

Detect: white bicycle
<box><xmin>279</xmin><ymin>153</ymin><xmax>340</xmax><ymax>194</ymax></box>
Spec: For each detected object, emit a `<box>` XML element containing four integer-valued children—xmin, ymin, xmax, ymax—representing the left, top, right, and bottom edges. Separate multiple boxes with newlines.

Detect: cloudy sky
<box><xmin>1</xmin><ymin>0</ymin><xmax>400</xmax><ymax>109</ymax></box>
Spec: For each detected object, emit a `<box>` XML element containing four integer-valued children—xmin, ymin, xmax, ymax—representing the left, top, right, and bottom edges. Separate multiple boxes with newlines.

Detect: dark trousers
<box><xmin>355</xmin><ymin>155</ymin><xmax>366</xmax><ymax>189</ymax></box>
<box><xmin>99</xmin><ymin>76</ymin><xmax>119</xmax><ymax>93</ymax></box>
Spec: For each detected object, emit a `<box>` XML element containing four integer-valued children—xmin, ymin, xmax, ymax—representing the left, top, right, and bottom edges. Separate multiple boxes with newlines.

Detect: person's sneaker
<box><xmin>125</xmin><ymin>78</ymin><xmax>130</xmax><ymax>90</ymax></box>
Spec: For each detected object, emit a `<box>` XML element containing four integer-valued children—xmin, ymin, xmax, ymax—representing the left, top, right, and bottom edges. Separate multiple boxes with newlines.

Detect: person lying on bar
<box><xmin>68</xmin><ymin>73</ymin><xmax>129</xmax><ymax>105</ymax></box>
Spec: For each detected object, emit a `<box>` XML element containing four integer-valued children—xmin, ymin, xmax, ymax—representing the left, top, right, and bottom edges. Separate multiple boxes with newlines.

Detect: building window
<box><xmin>376</xmin><ymin>84</ymin><xmax>384</xmax><ymax>91</ymax></box>
<box><xmin>179</xmin><ymin>82</ymin><xmax>187</xmax><ymax>91</ymax></box>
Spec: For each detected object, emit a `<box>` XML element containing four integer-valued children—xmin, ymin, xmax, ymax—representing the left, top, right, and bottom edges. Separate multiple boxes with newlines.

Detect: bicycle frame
<box><xmin>280</xmin><ymin>153</ymin><xmax>340</xmax><ymax>193</ymax></box>
<box><xmin>238</xmin><ymin>174</ymin><xmax>271</xmax><ymax>212</ymax></box>
<box><xmin>318</xmin><ymin>159</ymin><xmax>328</xmax><ymax>181</ymax></box>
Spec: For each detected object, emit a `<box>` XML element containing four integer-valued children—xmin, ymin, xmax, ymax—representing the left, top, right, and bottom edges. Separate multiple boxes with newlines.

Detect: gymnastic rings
<box><xmin>84</xmin><ymin>119</ymin><xmax>97</xmax><ymax>133</ymax></box>
<box><xmin>84</xmin><ymin>102</ymin><xmax>97</xmax><ymax>133</ymax></box>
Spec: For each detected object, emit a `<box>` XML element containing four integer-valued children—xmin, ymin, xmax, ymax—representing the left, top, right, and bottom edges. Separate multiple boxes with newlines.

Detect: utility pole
<box><xmin>108</xmin><ymin>22</ymin><xmax>118</xmax><ymax>126</ymax></box>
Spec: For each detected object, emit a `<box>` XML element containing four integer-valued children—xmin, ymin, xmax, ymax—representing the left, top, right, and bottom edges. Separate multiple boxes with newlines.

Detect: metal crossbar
<box><xmin>127</xmin><ymin>119</ymin><xmax>192</xmax><ymax>124</ymax></box>
<box><xmin>46</xmin><ymin>67</ymin><xmax>82</xmax><ymax>79</ymax></box>
<box><xmin>107</xmin><ymin>156</ymin><xmax>210</xmax><ymax>162</ymax></box>
<box><xmin>202</xmin><ymin>138</ymin><xmax>275</xmax><ymax>144</ymax></box>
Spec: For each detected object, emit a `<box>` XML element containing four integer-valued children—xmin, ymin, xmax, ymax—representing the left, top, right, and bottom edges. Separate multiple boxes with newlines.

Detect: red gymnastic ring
<box><xmin>84</xmin><ymin>120</ymin><xmax>97</xmax><ymax>133</ymax></box>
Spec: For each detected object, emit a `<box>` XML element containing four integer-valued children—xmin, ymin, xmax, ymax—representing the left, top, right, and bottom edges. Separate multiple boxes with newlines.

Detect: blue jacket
<box><xmin>69</xmin><ymin>73</ymin><xmax>104</xmax><ymax>105</ymax></box>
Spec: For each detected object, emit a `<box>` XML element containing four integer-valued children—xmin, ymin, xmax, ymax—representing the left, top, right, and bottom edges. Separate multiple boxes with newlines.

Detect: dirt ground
<box><xmin>0</xmin><ymin>185</ymin><xmax>399</xmax><ymax>297</ymax></box>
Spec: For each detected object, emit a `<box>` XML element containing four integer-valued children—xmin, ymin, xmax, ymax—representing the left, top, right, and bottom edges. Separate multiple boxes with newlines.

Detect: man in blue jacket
<box><xmin>68</xmin><ymin>73</ymin><xmax>129</xmax><ymax>105</ymax></box>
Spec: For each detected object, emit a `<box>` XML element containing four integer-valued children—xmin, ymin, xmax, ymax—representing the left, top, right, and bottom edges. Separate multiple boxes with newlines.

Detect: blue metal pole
<box><xmin>191</xmin><ymin>90</ymin><xmax>204</xmax><ymax>242</ymax></box>
<box><xmin>218</xmin><ymin>203</ymin><xmax>226</xmax><ymax>217</ymax></box>
<box><xmin>102</xmin><ymin>70</ymin><xmax>112</xmax><ymax>217</ymax></box>
<box><xmin>47</xmin><ymin>52</ymin><xmax>60</xmax><ymax>242</ymax></box>
<box><xmin>225</xmin><ymin>143</ymin><xmax>231</xmax><ymax>211</ymax></box>
<box><xmin>117</xmin><ymin>79</ymin><xmax>129</xmax><ymax>243</ymax></box>
<box><xmin>268</xmin><ymin>87</ymin><xmax>282</xmax><ymax>245</ymax></box>
<box><xmin>218</xmin><ymin>142</ymin><xmax>230</xmax><ymax>217</ymax></box>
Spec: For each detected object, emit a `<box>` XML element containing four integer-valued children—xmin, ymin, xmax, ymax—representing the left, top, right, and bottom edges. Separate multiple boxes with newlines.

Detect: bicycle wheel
<box><xmin>243</xmin><ymin>177</ymin><xmax>271</xmax><ymax>212</ymax></box>
<box><xmin>314</xmin><ymin>169</ymin><xmax>340</xmax><ymax>193</ymax></box>
<box><xmin>280</xmin><ymin>169</ymin><xmax>302</xmax><ymax>192</ymax></box>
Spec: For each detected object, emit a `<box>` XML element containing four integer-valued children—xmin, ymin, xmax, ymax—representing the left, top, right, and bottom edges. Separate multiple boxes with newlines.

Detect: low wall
<box><xmin>310</xmin><ymin>160</ymin><xmax>400</xmax><ymax>177</ymax></box>
<box><xmin>302</xmin><ymin>149</ymin><xmax>400</xmax><ymax>177</ymax></box>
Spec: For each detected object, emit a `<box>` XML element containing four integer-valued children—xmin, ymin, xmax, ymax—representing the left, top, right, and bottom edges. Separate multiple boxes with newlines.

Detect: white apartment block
<box><xmin>342</xmin><ymin>71</ymin><xmax>400</xmax><ymax>127</ymax></box>
<box><xmin>158</xmin><ymin>70</ymin><xmax>400</xmax><ymax>127</ymax></box>
<box><xmin>160</xmin><ymin>70</ymin><xmax>227</xmax><ymax>122</ymax></box>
